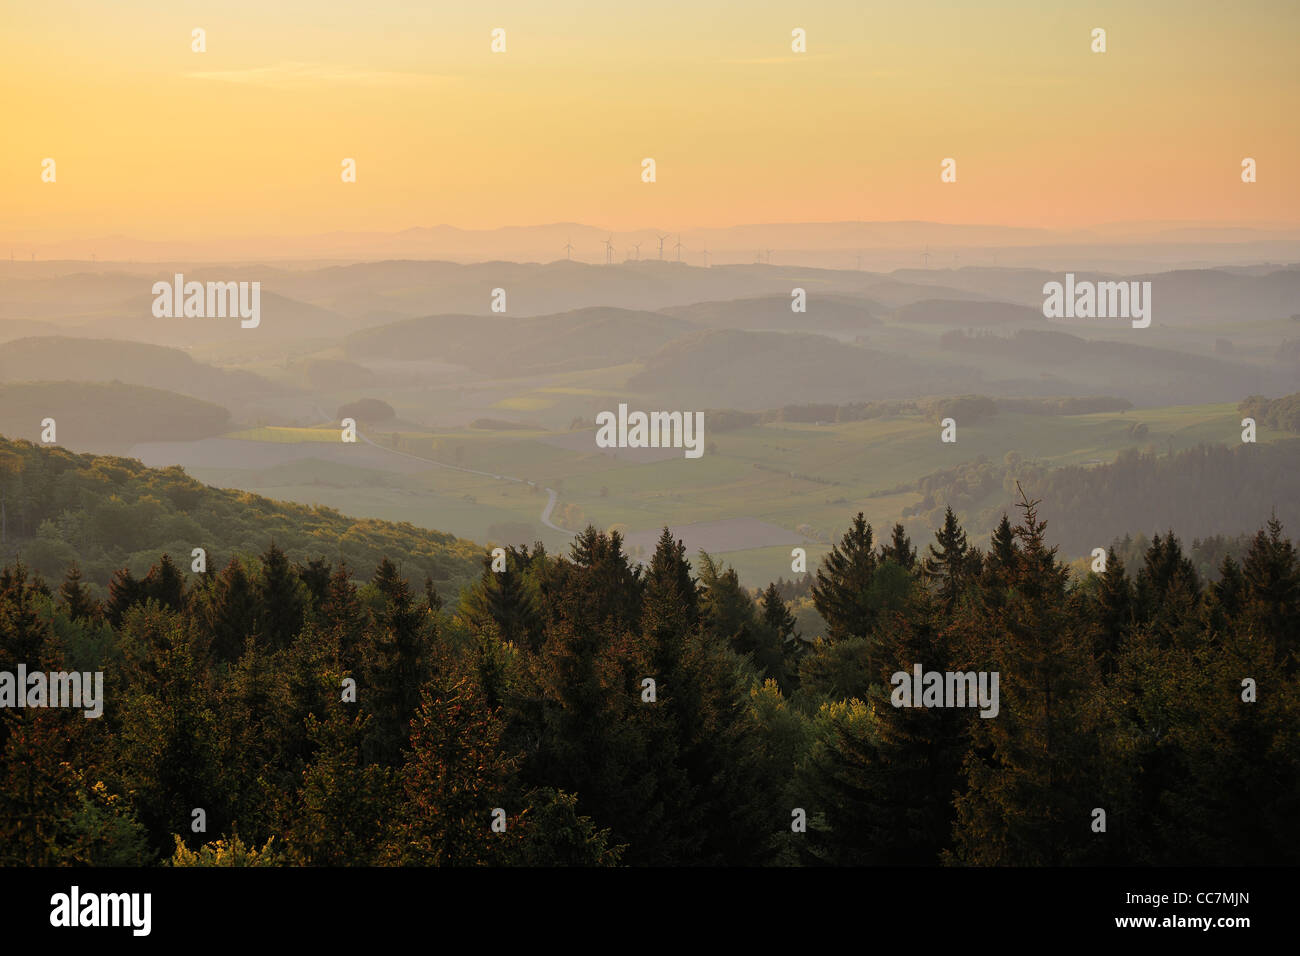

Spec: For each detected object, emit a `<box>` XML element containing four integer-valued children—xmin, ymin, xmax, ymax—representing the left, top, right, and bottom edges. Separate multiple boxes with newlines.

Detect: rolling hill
<box><xmin>0</xmin><ymin>336</ymin><xmax>286</xmax><ymax>403</ymax></box>
<box><xmin>0</xmin><ymin>382</ymin><xmax>232</xmax><ymax>452</ymax></box>
<box><xmin>0</xmin><ymin>435</ymin><xmax>484</xmax><ymax>596</ymax></box>
<box><xmin>662</xmin><ymin>293</ymin><xmax>881</xmax><ymax>331</ymax></box>
<box><xmin>346</xmin><ymin>306</ymin><xmax>698</xmax><ymax>375</ymax></box>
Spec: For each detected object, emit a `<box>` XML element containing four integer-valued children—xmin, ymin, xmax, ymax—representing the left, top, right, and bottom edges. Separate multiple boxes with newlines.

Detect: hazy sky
<box><xmin>3</xmin><ymin>0</ymin><xmax>1297</xmax><ymax>241</ymax></box>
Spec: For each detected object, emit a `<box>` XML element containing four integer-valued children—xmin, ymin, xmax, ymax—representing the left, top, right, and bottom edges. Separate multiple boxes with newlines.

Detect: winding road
<box><xmin>348</xmin><ymin>423</ymin><xmax>572</xmax><ymax>535</ymax></box>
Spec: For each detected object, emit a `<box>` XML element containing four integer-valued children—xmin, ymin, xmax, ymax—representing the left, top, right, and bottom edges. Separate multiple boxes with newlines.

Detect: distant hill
<box><xmin>0</xmin><ymin>435</ymin><xmax>483</xmax><ymax>596</ymax></box>
<box><xmin>0</xmin><ymin>319</ymin><xmax>60</xmax><ymax>343</ymax></box>
<box><xmin>889</xmin><ymin>298</ymin><xmax>1043</xmax><ymax>325</ymax></box>
<box><xmin>892</xmin><ymin>266</ymin><xmax>1300</xmax><ymax>322</ymax></box>
<box><xmin>0</xmin><ymin>273</ymin><xmax>353</xmax><ymax>345</ymax></box>
<box><xmin>0</xmin><ymin>336</ymin><xmax>285</xmax><ymax>402</ymax></box>
<box><xmin>0</xmin><ymin>382</ymin><xmax>231</xmax><ymax>452</ymax></box>
<box><xmin>941</xmin><ymin>328</ymin><xmax>1289</xmax><ymax>405</ymax></box>
<box><xmin>662</xmin><ymin>293</ymin><xmax>881</xmax><ymax>331</ymax></box>
<box><xmin>347</xmin><ymin>306</ymin><xmax>698</xmax><ymax>375</ymax></box>
<box><xmin>626</xmin><ymin>329</ymin><xmax>981</xmax><ymax>408</ymax></box>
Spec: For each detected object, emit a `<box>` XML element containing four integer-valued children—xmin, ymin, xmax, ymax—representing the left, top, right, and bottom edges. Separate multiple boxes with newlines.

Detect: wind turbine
<box><xmin>563</xmin><ymin>238</ymin><xmax>574</xmax><ymax>260</ymax></box>
<box><xmin>631</xmin><ymin>241</ymin><xmax>643</xmax><ymax>260</ymax></box>
<box><xmin>674</xmin><ymin>235</ymin><xmax>683</xmax><ymax>263</ymax></box>
<box><xmin>921</xmin><ymin>245</ymin><xmax>931</xmax><ymax>268</ymax></box>
<box><xmin>657</xmin><ymin>234</ymin><xmax>669</xmax><ymax>260</ymax></box>
<box><xmin>764</xmin><ymin>249</ymin><xmax>774</xmax><ymax>264</ymax></box>
<box><xmin>603</xmin><ymin>235</ymin><xmax>614</xmax><ymax>265</ymax></box>
<box><xmin>701</xmin><ymin>242</ymin><xmax>710</xmax><ymax>268</ymax></box>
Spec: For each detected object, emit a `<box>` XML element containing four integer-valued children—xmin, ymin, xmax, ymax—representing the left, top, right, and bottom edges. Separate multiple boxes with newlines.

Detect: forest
<box><xmin>0</xmin><ymin>437</ymin><xmax>482</xmax><ymax>596</ymax></box>
<box><xmin>2</xmin><ymin>475</ymin><xmax>1296</xmax><ymax>865</ymax></box>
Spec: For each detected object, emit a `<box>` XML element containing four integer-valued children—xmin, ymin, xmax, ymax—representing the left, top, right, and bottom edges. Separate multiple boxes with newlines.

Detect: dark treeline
<box><xmin>1</xmin><ymin>497</ymin><xmax>1297</xmax><ymax>866</ymax></box>
<box><xmin>907</xmin><ymin>438</ymin><xmax>1300</xmax><ymax>555</ymax></box>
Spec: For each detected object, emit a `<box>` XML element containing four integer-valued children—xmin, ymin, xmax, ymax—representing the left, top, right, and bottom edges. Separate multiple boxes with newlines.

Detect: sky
<box><xmin>3</xmin><ymin>0</ymin><xmax>1297</xmax><ymax>242</ymax></box>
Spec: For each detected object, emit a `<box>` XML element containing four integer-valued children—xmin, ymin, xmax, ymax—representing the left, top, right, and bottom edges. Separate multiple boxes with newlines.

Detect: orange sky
<box><xmin>2</xmin><ymin>0</ymin><xmax>1297</xmax><ymax>242</ymax></box>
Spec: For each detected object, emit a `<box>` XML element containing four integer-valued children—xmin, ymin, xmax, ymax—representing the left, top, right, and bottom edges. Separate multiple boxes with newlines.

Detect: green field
<box><xmin>181</xmin><ymin>399</ymin><xmax>1271</xmax><ymax>588</ymax></box>
<box><xmin>224</xmin><ymin>425</ymin><xmax>341</xmax><ymax>442</ymax></box>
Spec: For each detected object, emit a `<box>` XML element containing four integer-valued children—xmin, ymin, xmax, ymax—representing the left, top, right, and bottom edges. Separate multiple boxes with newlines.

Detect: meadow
<box><xmin>157</xmin><ymin>399</ymin><xmax>1273</xmax><ymax>589</ymax></box>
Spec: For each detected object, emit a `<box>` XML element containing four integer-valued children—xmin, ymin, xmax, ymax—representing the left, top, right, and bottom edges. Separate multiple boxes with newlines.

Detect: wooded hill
<box><xmin>0</xmin><ymin>436</ymin><xmax>483</xmax><ymax>597</ymax></box>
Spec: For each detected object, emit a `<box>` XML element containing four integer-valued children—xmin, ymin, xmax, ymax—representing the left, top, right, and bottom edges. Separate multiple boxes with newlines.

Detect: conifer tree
<box><xmin>141</xmin><ymin>553</ymin><xmax>185</xmax><ymax>612</ymax></box>
<box><xmin>462</xmin><ymin>545</ymin><xmax>544</xmax><ymax>652</ymax></box>
<box><xmin>983</xmin><ymin>513</ymin><xmax>1018</xmax><ymax>586</ymax></box>
<box><xmin>322</xmin><ymin>563</ymin><xmax>365</xmax><ymax>672</ymax></box>
<box><xmin>642</xmin><ymin>529</ymin><xmax>699</xmax><ymax>670</ymax></box>
<box><xmin>199</xmin><ymin>559</ymin><xmax>259</xmax><ymax>663</ymax></box>
<box><xmin>105</xmin><ymin>566</ymin><xmax>146</xmax><ymax>629</ymax></box>
<box><xmin>256</xmin><ymin>542</ymin><xmax>306</xmax><ymax>650</ymax></box>
<box><xmin>812</xmin><ymin>513</ymin><xmax>878</xmax><ymax>642</ymax></box>
<box><xmin>880</xmin><ymin>522</ymin><xmax>917</xmax><ymax>570</ymax></box>
<box><xmin>288</xmin><ymin>709</ymin><xmax>396</xmax><ymax>865</ymax></box>
<box><xmin>760</xmin><ymin>582</ymin><xmax>801</xmax><ymax>692</ymax></box>
<box><xmin>1092</xmin><ymin>547</ymin><xmax>1133</xmax><ymax>674</ymax></box>
<box><xmin>543</xmin><ymin>527</ymin><xmax>643</xmax><ymax>632</ymax></box>
<box><xmin>1240</xmin><ymin>516</ymin><xmax>1300</xmax><ymax>667</ymax></box>
<box><xmin>951</xmin><ymin>488</ymin><xmax>1102</xmax><ymax>865</ymax></box>
<box><xmin>923</xmin><ymin>507</ymin><xmax>969</xmax><ymax>611</ymax></box>
<box><xmin>383</xmin><ymin>676</ymin><xmax>520</xmax><ymax>866</ymax></box>
<box><xmin>58</xmin><ymin>562</ymin><xmax>98</xmax><ymax>622</ymax></box>
<box><xmin>297</xmin><ymin>557</ymin><xmax>332</xmax><ymax>610</ymax></box>
<box><xmin>360</xmin><ymin>558</ymin><xmax>429</xmax><ymax>765</ymax></box>
<box><xmin>1134</xmin><ymin>532</ymin><xmax>1202</xmax><ymax>647</ymax></box>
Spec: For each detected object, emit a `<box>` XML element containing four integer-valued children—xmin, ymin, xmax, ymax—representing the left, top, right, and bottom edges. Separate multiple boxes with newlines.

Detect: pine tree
<box><xmin>297</xmin><ymin>557</ymin><xmax>332</xmax><ymax>610</ymax></box>
<box><xmin>759</xmin><ymin>582</ymin><xmax>801</xmax><ymax>692</ymax></box>
<box><xmin>1134</xmin><ymin>532</ymin><xmax>1202</xmax><ymax>646</ymax></box>
<box><xmin>880</xmin><ymin>522</ymin><xmax>917</xmax><ymax>570</ymax></box>
<box><xmin>360</xmin><ymin>558</ymin><xmax>430</xmax><ymax>765</ymax></box>
<box><xmin>1204</xmin><ymin>553</ymin><xmax>1247</xmax><ymax>634</ymax></box>
<box><xmin>199</xmin><ymin>559</ymin><xmax>259</xmax><ymax>663</ymax></box>
<box><xmin>983</xmin><ymin>513</ymin><xmax>1018</xmax><ymax>586</ymax></box>
<box><xmin>1092</xmin><ymin>547</ymin><xmax>1133</xmax><ymax>674</ymax></box>
<box><xmin>141</xmin><ymin>553</ymin><xmax>185</xmax><ymax>612</ymax></box>
<box><xmin>642</xmin><ymin>529</ymin><xmax>699</xmax><ymax>679</ymax></box>
<box><xmin>1240</xmin><ymin>516</ymin><xmax>1300</xmax><ymax>668</ymax></box>
<box><xmin>812</xmin><ymin>513</ymin><xmax>878</xmax><ymax>643</ymax></box>
<box><xmin>382</xmin><ymin>675</ymin><xmax>519</xmax><ymax>866</ymax></box>
<box><xmin>923</xmin><ymin>507</ymin><xmax>970</xmax><ymax>612</ymax></box>
<box><xmin>105</xmin><ymin>567</ymin><xmax>146</xmax><ymax>629</ymax></box>
<box><xmin>322</xmin><ymin>563</ymin><xmax>364</xmax><ymax>672</ymax></box>
<box><xmin>423</xmin><ymin>576</ymin><xmax>443</xmax><ymax>613</ymax></box>
<box><xmin>58</xmin><ymin>562</ymin><xmax>98</xmax><ymax>622</ymax></box>
<box><xmin>288</xmin><ymin>709</ymin><xmax>396</xmax><ymax>865</ymax></box>
<box><xmin>462</xmin><ymin>545</ymin><xmax>544</xmax><ymax>652</ymax></box>
<box><xmin>951</xmin><ymin>488</ymin><xmax>1102</xmax><ymax>865</ymax></box>
<box><xmin>255</xmin><ymin>542</ymin><xmax>306</xmax><ymax>650</ymax></box>
<box><xmin>544</xmin><ymin>526</ymin><xmax>643</xmax><ymax>632</ymax></box>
